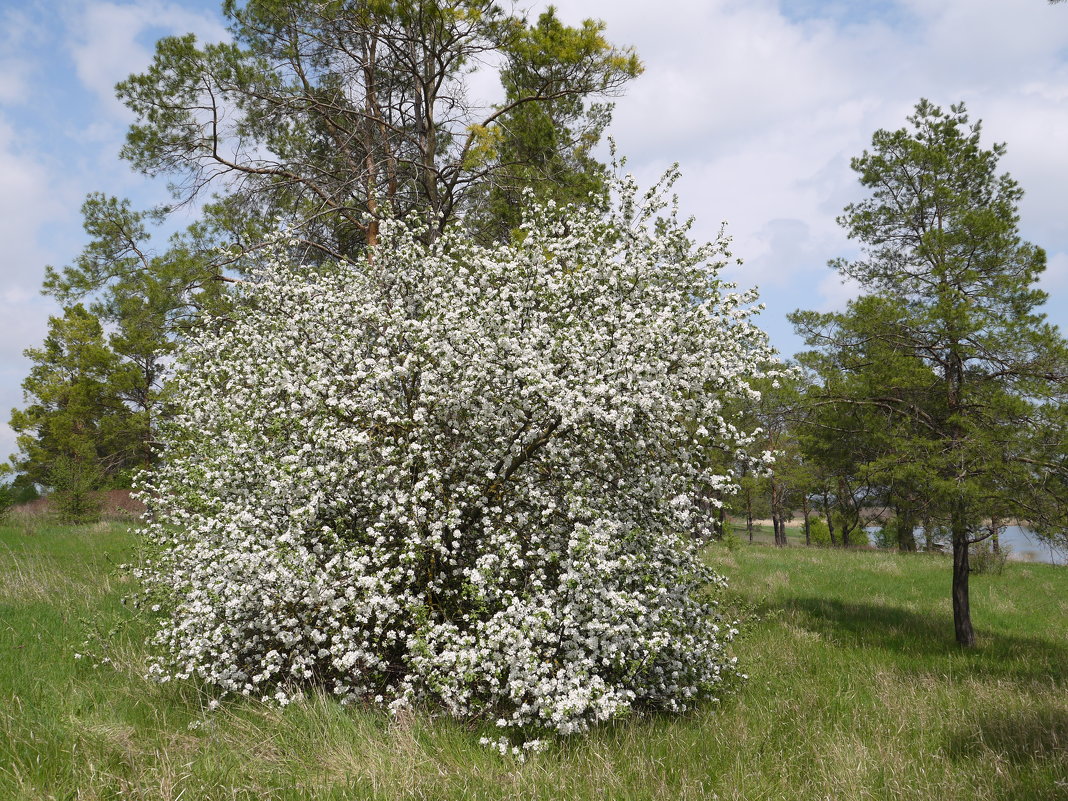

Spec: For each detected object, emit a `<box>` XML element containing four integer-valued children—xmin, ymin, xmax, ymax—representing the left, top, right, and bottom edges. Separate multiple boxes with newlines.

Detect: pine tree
<box><xmin>792</xmin><ymin>100</ymin><xmax>1068</xmax><ymax>646</ymax></box>
<box><xmin>8</xmin><ymin>306</ymin><xmax>147</xmax><ymax>518</ymax></box>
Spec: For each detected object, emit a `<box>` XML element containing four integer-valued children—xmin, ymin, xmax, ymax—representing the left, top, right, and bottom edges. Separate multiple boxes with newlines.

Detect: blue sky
<box><xmin>2</xmin><ymin>0</ymin><xmax>1068</xmax><ymax>463</ymax></box>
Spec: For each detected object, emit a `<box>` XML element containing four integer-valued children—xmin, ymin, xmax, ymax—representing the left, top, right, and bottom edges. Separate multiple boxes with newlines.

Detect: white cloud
<box><xmin>814</xmin><ymin>271</ymin><xmax>863</xmax><ymax>313</ymax></box>
<box><xmin>0</xmin><ymin>62</ymin><xmax>28</xmax><ymax>104</ymax></box>
<box><xmin>0</xmin><ymin>3</ymin><xmax>48</xmax><ymax>103</ymax></box>
<box><xmin>69</xmin><ymin>0</ymin><xmax>229</xmax><ymax>120</ymax></box>
<box><xmin>0</xmin><ymin>121</ymin><xmax>77</xmax><ymax>294</ymax></box>
<box><xmin>0</xmin><ymin>118</ymin><xmax>72</xmax><ymax>462</ymax></box>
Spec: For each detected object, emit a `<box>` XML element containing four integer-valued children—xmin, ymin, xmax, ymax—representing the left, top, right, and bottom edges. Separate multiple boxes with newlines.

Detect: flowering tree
<box><xmin>137</xmin><ymin>171</ymin><xmax>775</xmax><ymax>749</ymax></box>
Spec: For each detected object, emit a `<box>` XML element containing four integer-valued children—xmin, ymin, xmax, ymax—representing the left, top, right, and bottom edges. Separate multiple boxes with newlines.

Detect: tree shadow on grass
<box><xmin>944</xmin><ymin>707</ymin><xmax>1068</xmax><ymax>764</ymax></box>
<box><xmin>779</xmin><ymin>596</ymin><xmax>1068</xmax><ymax>686</ymax></box>
<box><xmin>943</xmin><ymin>708</ymin><xmax>1068</xmax><ymax>801</ymax></box>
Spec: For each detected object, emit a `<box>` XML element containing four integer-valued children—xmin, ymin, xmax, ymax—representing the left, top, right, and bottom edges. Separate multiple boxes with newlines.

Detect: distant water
<box><xmin>866</xmin><ymin>525</ymin><xmax>1066</xmax><ymax>566</ymax></box>
<box><xmin>996</xmin><ymin>525</ymin><xmax>1067</xmax><ymax>566</ymax></box>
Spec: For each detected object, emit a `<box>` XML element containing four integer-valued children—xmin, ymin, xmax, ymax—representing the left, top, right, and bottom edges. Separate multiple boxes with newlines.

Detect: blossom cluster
<box><xmin>137</xmin><ymin>173</ymin><xmax>775</xmax><ymax>744</ymax></box>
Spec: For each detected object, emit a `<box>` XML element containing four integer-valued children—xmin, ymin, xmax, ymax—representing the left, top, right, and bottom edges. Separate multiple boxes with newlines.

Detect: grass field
<box><xmin>1</xmin><ymin>522</ymin><xmax>1065</xmax><ymax>800</ymax></box>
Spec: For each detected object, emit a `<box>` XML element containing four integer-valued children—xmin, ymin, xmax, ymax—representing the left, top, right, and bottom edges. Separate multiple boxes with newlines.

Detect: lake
<box><xmin>866</xmin><ymin>524</ymin><xmax>1066</xmax><ymax>566</ymax></box>
<box><xmin>996</xmin><ymin>525</ymin><xmax>1067</xmax><ymax>565</ymax></box>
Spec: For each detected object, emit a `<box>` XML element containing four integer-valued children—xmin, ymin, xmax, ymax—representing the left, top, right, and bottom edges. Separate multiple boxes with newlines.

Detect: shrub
<box><xmin>970</xmin><ymin>539</ymin><xmax>1010</xmax><ymax>575</ymax></box>
<box><xmin>137</xmin><ymin>173</ymin><xmax>776</xmax><ymax>748</ymax></box>
<box><xmin>50</xmin><ymin>455</ymin><xmax>102</xmax><ymax>525</ymax></box>
<box><xmin>723</xmin><ymin>529</ymin><xmax>743</xmax><ymax>552</ymax></box>
<box><xmin>808</xmin><ymin>517</ymin><xmax>831</xmax><ymax>546</ymax></box>
<box><xmin>846</xmin><ymin>527</ymin><xmax>872</xmax><ymax>547</ymax></box>
<box><xmin>0</xmin><ymin>474</ymin><xmax>39</xmax><ymax>513</ymax></box>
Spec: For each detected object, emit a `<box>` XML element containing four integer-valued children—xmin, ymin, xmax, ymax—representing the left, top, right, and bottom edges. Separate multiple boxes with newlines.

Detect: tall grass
<box><xmin>1</xmin><ymin>524</ymin><xmax>1065</xmax><ymax>800</ymax></box>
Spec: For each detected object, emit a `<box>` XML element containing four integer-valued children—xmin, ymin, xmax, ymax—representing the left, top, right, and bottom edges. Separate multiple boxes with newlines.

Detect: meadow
<box><xmin>1</xmin><ymin>521</ymin><xmax>1065</xmax><ymax>800</ymax></box>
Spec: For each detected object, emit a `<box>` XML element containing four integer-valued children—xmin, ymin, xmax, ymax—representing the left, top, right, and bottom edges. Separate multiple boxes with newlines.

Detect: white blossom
<box><xmin>136</xmin><ymin>171</ymin><xmax>775</xmax><ymax>743</ymax></box>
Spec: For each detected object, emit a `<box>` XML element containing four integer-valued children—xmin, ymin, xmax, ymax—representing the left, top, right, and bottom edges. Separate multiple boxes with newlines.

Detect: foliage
<box><xmin>27</xmin><ymin>196</ymin><xmax>228</xmax><ymax>489</ymax></box>
<box><xmin>110</xmin><ymin>0</ymin><xmax>639</xmax><ymax>259</ymax></box>
<box><xmin>807</xmin><ymin>517</ymin><xmax>831</xmax><ymax>547</ymax></box>
<box><xmin>49</xmin><ymin>455</ymin><xmax>103</xmax><ymax>525</ymax></box>
<box><xmin>832</xmin><ymin>512</ymin><xmax>870</xmax><ymax>547</ymax></box>
<box><xmin>791</xmin><ymin>100</ymin><xmax>1068</xmax><ymax>645</ymax></box>
<box><xmin>472</xmin><ymin>11</ymin><xmax>628</xmax><ymax>242</ymax></box>
<box><xmin>136</xmin><ymin>174</ymin><xmax>775</xmax><ymax>747</ymax></box>
<box><xmin>871</xmin><ymin>521</ymin><xmax>895</xmax><ymax>550</ymax></box>
<box><xmin>969</xmin><ymin>540</ymin><xmax>1010</xmax><ymax>576</ymax></box>
<box><xmin>0</xmin><ymin>475</ymin><xmax>39</xmax><ymax>516</ymax></box>
<box><xmin>722</xmin><ymin>528</ymin><xmax>743</xmax><ymax>552</ymax></box>
<box><xmin>745</xmin><ymin>378</ymin><xmax>800</xmax><ymax>547</ymax></box>
<box><xmin>8</xmin><ymin>305</ymin><xmax>146</xmax><ymax>492</ymax></box>
<box><xmin>46</xmin><ymin>1</ymin><xmax>640</xmax><ymax>310</ymax></box>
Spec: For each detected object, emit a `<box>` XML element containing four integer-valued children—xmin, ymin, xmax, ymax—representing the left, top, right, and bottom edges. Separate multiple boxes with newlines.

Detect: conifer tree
<box><xmin>792</xmin><ymin>100</ymin><xmax>1068</xmax><ymax>646</ymax></box>
<box><xmin>8</xmin><ymin>305</ymin><xmax>149</xmax><ymax>516</ymax></box>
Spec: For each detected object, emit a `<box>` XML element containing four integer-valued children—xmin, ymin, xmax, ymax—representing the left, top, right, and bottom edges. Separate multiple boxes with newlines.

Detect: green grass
<box><xmin>1</xmin><ymin>523</ymin><xmax>1066</xmax><ymax>800</ymax></box>
<box><xmin>729</xmin><ymin>521</ymin><xmax>811</xmax><ymax>546</ymax></box>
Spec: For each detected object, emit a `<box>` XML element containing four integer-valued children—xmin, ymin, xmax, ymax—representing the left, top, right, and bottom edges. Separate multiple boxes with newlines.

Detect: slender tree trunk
<box><xmin>802</xmin><ymin>495</ymin><xmax>811</xmax><ymax>546</ymax></box>
<box><xmin>837</xmin><ymin>477</ymin><xmax>853</xmax><ymax>547</ymax></box>
<box><xmin>743</xmin><ymin>483</ymin><xmax>754</xmax><ymax>543</ymax></box>
<box><xmin>841</xmin><ymin>522</ymin><xmax>855</xmax><ymax>547</ymax></box>
<box><xmin>362</xmin><ymin>37</ymin><xmax>380</xmax><ymax>251</ymax></box>
<box><xmin>945</xmin><ymin>346</ymin><xmax>975</xmax><ymax>647</ymax></box>
<box><xmin>410</xmin><ymin>37</ymin><xmax>440</xmax><ymax>239</ymax></box>
<box><xmin>823</xmin><ymin>489</ymin><xmax>837</xmax><ymax>547</ymax></box>
<box><xmin>771</xmin><ymin>475</ymin><xmax>786</xmax><ymax>546</ymax></box>
<box><xmin>746</xmin><ymin>489</ymin><xmax>754</xmax><ymax>543</ymax></box>
<box><xmin>951</xmin><ymin>505</ymin><xmax>976</xmax><ymax>647</ymax></box>
<box><xmin>898</xmin><ymin>508</ymin><xmax>918</xmax><ymax>552</ymax></box>
<box><xmin>923</xmin><ymin>514</ymin><xmax>934</xmax><ymax>551</ymax></box>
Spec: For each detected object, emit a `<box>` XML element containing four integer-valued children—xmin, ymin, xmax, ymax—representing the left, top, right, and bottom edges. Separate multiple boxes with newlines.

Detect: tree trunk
<box><xmin>922</xmin><ymin>514</ymin><xmax>934</xmax><ymax>551</ymax></box>
<box><xmin>770</xmin><ymin>475</ymin><xmax>786</xmax><ymax>546</ymax></box>
<box><xmin>801</xmin><ymin>495</ymin><xmax>811</xmax><ymax>546</ymax></box>
<box><xmin>951</xmin><ymin>509</ymin><xmax>976</xmax><ymax>647</ymax></box>
<box><xmin>362</xmin><ymin>37</ymin><xmax>380</xmax><ymax>252</ymax></box>
<box><xmin>989</xmin><ymin>517</ymin><xmax>1002</xmax><ymax>555</ymax></box>
<box><xmin>898</xmin><ymin>508</ymin><xmax>918</xmax><ymax>552</ymax></box>
<box><xmin>837</xmin><ymin>477</ymin><xmax>854</xmax><ymax>547</ymax></box>
<box><xmin>841</xmin><ymin>522</ymin><xmax>855</xmax><ymax>547</ymax></box>
<box><xmin>746</xmin><ymin>489</ymin><xmax>754</xmax><ymax>543</ymax></box>
<box><xmin>822</xmin><ymin>489</ymin><xmax>837</xmax><ymax>547</ymax></box>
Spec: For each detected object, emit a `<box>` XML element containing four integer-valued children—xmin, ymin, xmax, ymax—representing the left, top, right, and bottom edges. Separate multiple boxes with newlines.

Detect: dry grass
<box><xmin>0</xmin><ymin>540</ymin><xmax>119</xmax><ymax>603</ymax></box>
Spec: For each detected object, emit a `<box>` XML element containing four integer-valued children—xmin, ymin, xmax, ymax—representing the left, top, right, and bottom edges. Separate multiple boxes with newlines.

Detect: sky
<box><xmin>1</xmin><ymin>0</ymin><xmax>1067</xmax><ymax>464</ymax></box>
